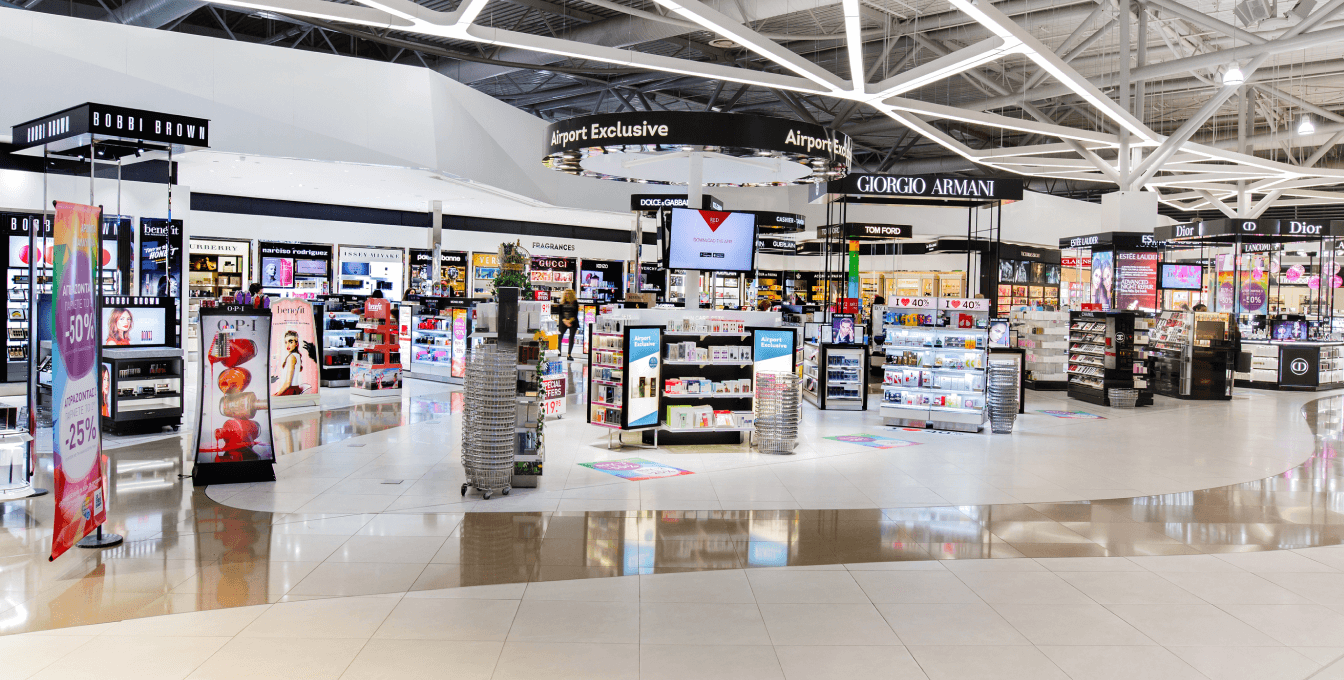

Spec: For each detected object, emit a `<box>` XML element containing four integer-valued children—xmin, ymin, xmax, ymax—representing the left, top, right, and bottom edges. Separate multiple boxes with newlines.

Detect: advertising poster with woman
<box><xmin>50</xmin><ymin>201</ymin><xmax>106</xmax><ymax>560</ymax></box>
<box><xmin>268</xmin><ymin>298</ymin><xmax>320</xmax><ymax>408</ymax></box>
<box><xmin>1089</xmin><ymin>251</ymin><xmax>1114</xmax><ymax>310</ymax></box>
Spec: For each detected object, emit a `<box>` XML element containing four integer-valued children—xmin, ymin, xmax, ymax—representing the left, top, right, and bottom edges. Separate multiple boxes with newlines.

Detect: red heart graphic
<box><xmin>899</xmin><ymin>298</ymin><xmax>911</xmax><ymax>306</ymax></box>
<box><xmin>950</xmin><ymin>300</ymin><xmax>961</xmax><ymax>308</ymax></box>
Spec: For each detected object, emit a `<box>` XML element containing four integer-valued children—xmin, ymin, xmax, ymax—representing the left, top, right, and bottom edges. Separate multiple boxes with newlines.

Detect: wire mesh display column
<box><xmin>460</xmin><ymin>346</ymin><xmax>518</xmax><ymax>500</ymax></box>
<box><xmin>987</xmin><ymin>359</ymin><xmax>1020</xmax><ymax>434</ymax></box>
<box><xmin>755</xmin><ymin>371</ymin><xmax>801</xmax><ymax>454</ymax></box>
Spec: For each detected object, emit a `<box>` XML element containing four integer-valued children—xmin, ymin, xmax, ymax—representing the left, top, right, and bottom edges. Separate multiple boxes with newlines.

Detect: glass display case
<box><xmin>409</xmin><ymin>306</ymin><xmax>471</xmax><ymax>384</ymax></box>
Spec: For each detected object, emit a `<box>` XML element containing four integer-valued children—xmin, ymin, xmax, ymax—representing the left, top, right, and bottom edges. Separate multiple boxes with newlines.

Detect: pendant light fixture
<box><xmin>1222</xmin><ymin>63</ymin><xmax>1246</xmax><ymax>86</ymax></box>
<box><xmin>1298</xmin><ymin>114</ymin><xmax>1316</xmax><ymax>136</ymax></box>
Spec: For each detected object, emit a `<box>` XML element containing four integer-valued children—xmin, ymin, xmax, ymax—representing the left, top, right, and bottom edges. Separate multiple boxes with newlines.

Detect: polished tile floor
<box><xmin>2</xmin><ymin>366</ymin><xmax>1344</xmax><ymax>678</ymax></box>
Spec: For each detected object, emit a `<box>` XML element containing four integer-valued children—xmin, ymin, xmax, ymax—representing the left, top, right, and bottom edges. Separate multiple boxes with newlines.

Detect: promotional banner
<box><xmin>1239</xmin><ymin>254</ymin><xmax>1269</xmax><ymax>315</ymax></box>
<box><xmin>193</xmin><ymin>305</ymin><xmax>276</xmax><ymax>486</ymax></box>
<box><xmin>1089</xmin><ymin>250</ymin><xmax>1114</xmax><ymax>310</ymax></box>
<box><xmin>1114</xmin><ymin>251</ymin><xmax>1159</xmax><ymax>312</ymax></box>
<box><xmin>268</xmin><ymin>298</ymin><xmax>320</xmax><ymax>407</ymax></box>
<box><xmin>138</xmin><ymin>218</ymin><xmax>182</xmax><ymax>298</ymax></box>
<box><xmin>753</xmin><ymin>328</ymin><xmax>795</xmax><ymax>381</ymax></box>
<box><xmin>626</xmin><ymin>327</ymin><xmax>661</xmax><ymax>428</ymax></box>
<box><xmin>451</xmin><ymin>307</ymin><xmax>468</xmax><ymax>379</ymax></box>
<box><xmin>50</xmin><ymin>201</ymin><xmax>106</xmax><ymax>561</ymax></box>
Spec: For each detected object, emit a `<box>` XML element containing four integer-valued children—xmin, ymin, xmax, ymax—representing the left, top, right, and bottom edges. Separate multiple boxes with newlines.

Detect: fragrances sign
<box><xmin>50</xmin><ymin>201</ymin><xmax>106</xmax><ymax>561</ymax></box>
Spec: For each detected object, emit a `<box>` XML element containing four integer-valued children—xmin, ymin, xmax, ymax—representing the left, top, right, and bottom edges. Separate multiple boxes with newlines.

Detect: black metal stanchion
<box><xmin>77</xmin><ymin>525</ymin><xmax>123</xmax><ymax>549</ymax></box>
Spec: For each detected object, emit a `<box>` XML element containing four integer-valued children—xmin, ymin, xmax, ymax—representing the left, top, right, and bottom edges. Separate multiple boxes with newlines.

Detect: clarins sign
<box><xmin>11</xmin><ymin>103</ymin><xmax>210</xmax><ymax>151</ymax></box>
<box><xmin>833</xmin><ymin>174</ymin><xmax>1024</xmax><ymax>200</ymax></box>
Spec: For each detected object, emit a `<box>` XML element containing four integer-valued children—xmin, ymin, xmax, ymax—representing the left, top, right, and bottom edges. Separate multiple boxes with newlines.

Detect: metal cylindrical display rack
<box><xmin>987</xmin><ymin>361</ymin><xmax>1019</xmax><ymax>434</ymax></box>
<box><xmin>460</xmin><ymin>346</ymin><xmax>517</xmax><ymax>499</ymax></box>
<box><xmin>754</xmin><ymin>371</ymin><xmax>801</xmax><ymax>454</ymax></box>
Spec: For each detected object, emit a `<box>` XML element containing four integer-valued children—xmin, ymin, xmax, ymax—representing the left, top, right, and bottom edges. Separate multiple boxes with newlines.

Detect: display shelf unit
<box><xmin>408</xmin><ymin>304</ymin><xmax>471</xmax><ymax>384</ymax></box>
<box><xmin>802</xmin><ymin>341</ymin><xmax>869</xmax><ymax>410</ymax></box>
<box><xmin>350</xmin><ymin>298</ymin><xmax>402</xmax><ymax>397</ymax></box>
<box><xmin>879</xmin><ymin>297</ymin><xmax>990</xmax><ymax>431</ymax></box>
<box><xmin>1236</xmin><ymin>340</ymin><xmax>1344</xmax><ymax>391</ymax></box>
<box><xmin>1066</xmin><ymin>310</ymin><xmax>1152</xmax><ymax>407</ymax></box>
<box><xmin>473</xmin><ymin>298</ymin><xmax>559</xmax><ymax>485</ymax></box>
<box><xmin>1151</xmin><ymin>310</ymin><xmax>1236</xmax><ymax>399</ymax></box>
<box><xmin>586</xmin><ymin>321</ymin><xmax>663</xmax><ymax>447</ymax></box>
<box><xmin>657</xmin><ymin>322</ymin><xmax>755</xmax><ymax>443</ymax></box>
<box><xmin>101</xmin><ymin>348</ymin><xmax>183</xmax><ymax>434</ymax></box>
<box><xmin>1010</xmin><ymin>309</ymin><xmax>1069</xmax><ymax>390</ymax></box>
<box><xmin>320</xmin><ymin>308</ymin><xmax>358</xmax><ymax>387</ymax></box>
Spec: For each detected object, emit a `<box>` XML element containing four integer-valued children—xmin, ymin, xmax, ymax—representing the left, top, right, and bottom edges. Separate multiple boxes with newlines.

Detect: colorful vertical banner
<box><xmin>268</xmin><ymin>298</ymin><xmax>320</xmax><ymax>407</ymax></box>
<box><xmin>138</xmin><ymin>218</ymin><xmax>183</xmax><ymax>297</ymax></box>
<box><xmin>626</xmin><ymin>327</ymin><xmax>661</xmax><ymax>428</ymax></box>
<box><xmin>1239</xmin><ymin>254</ymin><xmax>1269</xmax><ymax>315</ymax></box>
<box><xmin>451</xmin><ymin>307</ymin><xmax>467</xmax><ymax>378</ymax></box>
<box><xmin>848</xmin><ymin>240</ymin><xmax>860</xmax><ymax>298</ymax></box>
<box><xmin>50</xmin><ymin>201</ymin><xmax>106</xmax><ymax>561</ymax></box>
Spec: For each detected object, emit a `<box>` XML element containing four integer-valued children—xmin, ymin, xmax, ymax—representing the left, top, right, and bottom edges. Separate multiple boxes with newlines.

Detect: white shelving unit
<box><xmin>879</xmin><ymin>297</ymin><xmax>990</xmax><ymax>432</ymax></box>
<box><xmin>1010</xmin><ymin>309</ymin><xmax>1069</xmax><ymax>388</ymax></box>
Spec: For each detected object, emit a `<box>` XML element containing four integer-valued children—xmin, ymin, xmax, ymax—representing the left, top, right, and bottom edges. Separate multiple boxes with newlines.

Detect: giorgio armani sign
<box><xmin>832</xmin><ymin>174</ymin><xmax>1024</xmax><ymax>200</ymax></box>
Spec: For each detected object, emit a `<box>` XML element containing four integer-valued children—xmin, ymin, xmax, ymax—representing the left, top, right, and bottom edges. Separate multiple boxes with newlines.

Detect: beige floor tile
<box><xmin>639</xmin><ymin>570</ymin><xmax>757</xmax><ymax>603</ymax></box>
<box><xmin>774</xmin><ymin>645</ymin><xmax>928</xmax><ymax>680</ymax></box>
<box><xmin>1038</xmin><ymin>645</ymin><xmax>1206</xmax><ymax>680</ymax></box>
<box><xmin>185</xmin><ymin>637</ymin><xmax>362</xmax><ymax>680</ymax></box>
<box><xmin>337</xmin><ymin>639</ymin><xmax>502</xmax><ymax>680</ymax></box>
<box><xmin>354</xmin><ymin>514</ymin><xmax>463</xmax><ymax>537</ymax></box>
<box><xmin>937</xmin><ymin>558</ymin><xmax>1047</xmax><ymax>573</ymax></box>
<box><xmin>907</xmin><ymin>645</ymin><xmax>1070</xmax><ymax>680</ymax></box>
<box><xmin>103</xmin><ymin>604</ymin><xmax>271</xmax><ymax>637</ymax></box>
<box><xmin>640</xmin><ymin>644</ymin><xmax>784</xmax><ymax>680</ymax></box>
<box><xmin>401</xmin><ymin>583</ymin><xmax>526</xmax><ymax>599</ymax></box>
<box><xmin>1291</xmin><ymin>646</ymin><xmax>1344</xmax><ymax>664</ymax></box>
<box><xmin>955</xmin><ymin>571</ymin><xmax>1092</xmax><ymax>605</ymax></box>
<box><xmin>842</xmin><ymin>561</ymin><xmax>948</xmax><ymax>571</ymax></box>
<box><xmin>1157</xmin><ymin>571</ymin><xmax>1313</xmax><ymax>605</ymax></box>
<box><xmin>851</xmin><ymin>571</ymin><xmax>982</xmax><ymax>604</ymax></box>
<box><xmin>269</xmin><ymin>515</ymin><xmax>375</xmax><ymax>536</ymax></box>
<box><xmin>326</xmin><ymin>536</ymin><xmax>448</xmax><ymax>564</ymax></box>
<box><xmin>759</xmin><ymin>603</ymin><xmax>901</xmax><ymax>646</ymax></box>
<box><xmin>373</xmin><ymin>597</ymin><xmax>518</xmax><ymax>641</ymax></box>
<box><xmin>261</xmin><ymin>534</ymin><xmax>355</xmax><ymax>562</ymax></box>
<box><xmin>1223</xmin><ymin>604</ymin><xmax>1344</xmax><ymax>647</ymax></box>
<box><xmin>30</xmin><ymin>635</ymin><xmax>231</xmax><ymax>680</ymax></box>
<box><xmin>507</xmin><ymin>600</ymin><xmax>638</xmax><ymax>643</ymax></box>
<box><xmin>240</xmin><ymin>595</ymin><xmax>401</xmax><ymax>639</ymax></box>
<box><xmin>0</xmin><ymin>634</ymin><xmax>97</xmax><ymax>680</ymax></box>
<box><xmin>1169</xmin><ymin>646</ymin><xmax>1320</xmax><ymax>680</ymax></box>
<box><xmin>1126</xmin><ymin>554</ymin><xmax>1248</xmax><ymax>573</ymax></box>
<box><xmin>491</xmin><ymin>642</ymin><xmax>638</xmax><ymax>680</ymax></box>
<box><xmin>1032</xmin><ymin>557</ymin><xmax>1144</xmax><ymax>572</ymax></box>
<box><xmin>1214</xmin><ymin>550</ymin><xmax>1340</xmax><ymax>573</ymax></box>
<box><xmin>1054</xmin><ymin>571</ymin><xmax>1206</xmax><ymax>605</ymax></box>
<box><xmin>1260</xmin><ymin>572</ymin><xmax>1344</xmax><ymax>605</ymax></box>
<box><xmin>876</xmin><ymin>602</ymin><xmax>1029</xmax><ymax>646</ymax></box>
<box><xmin>1106</xmin><ymin>604</ymin><xmax>1283</xmax><ymax>646</ymax></box>
<box><xmin>639</xmin><ymin>602</ymin><xmax>771</xmax><ymax>645</ymax></box>
<box><xmin>991</xmin><ymin>603</ymin><xmax>1154</xmax><ymax>645</ymax></box>
<box><xmin>522</xmin><ymin>575</ymin><xmax>639</xmax><ymax>601</ymax></box>
<box><xmin>744</xmin><ymin>570</ymin><xmax>869</xmax><ymax>604</ymax></box>
<box><xmin>287</xmin><ymin>563</ymin><xmax>426</xmax><ymax>597</ymax></box>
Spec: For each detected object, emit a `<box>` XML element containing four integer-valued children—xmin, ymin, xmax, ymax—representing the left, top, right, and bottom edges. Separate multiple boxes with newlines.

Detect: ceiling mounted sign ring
<box><xmin>542</xmin><ymin>111</ymin><xmax>852</xmax><ymax>187</ymax></box>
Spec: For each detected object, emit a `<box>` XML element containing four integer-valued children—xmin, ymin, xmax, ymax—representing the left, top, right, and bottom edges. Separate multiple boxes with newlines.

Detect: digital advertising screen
<box><xmin>1115</xmin><ymin>251</ymin><xmax>1159</xmax><ymax>312</ymax></box>
<box><xmin>626</xmin><ymin>327</ymin><xmax>662</xmax><ymax>428</ymax></box>
<box><xmin>261</xmin><ymin>257</ymin><xmax>294</xmax><ymax>288</ymax></box>
<box><xmin>1161</xmin><ymin>264</ymin><xmax>1203</xmax><ymax>290</ymax></box>
<box><xmin>1090</xmin><ymin>250</ymin><xmax>1115</xmax><ymax>310</ymax></box>
<box><xmin>753</xmin><ymin>328</ymin><xmax>795</xmax><ymax>379</ymax></box>
<box><xmin>1273</xmin><ymin>320</ymin><xmax>1308</xmax><ymax>341</ymax></box>
<box><xmin>295</xmin><ymin>259</ymin><xmax>327</xmax><ymax>276</ymax></box>
<box><xmin>102</xmin><ymin>305</ymin><xmax>168</xmax><ymax>347</ymax></box>
<box><xmin>667</xmin><ymin>209</ymin><xmax>756</xmax><ymax>272</ymax></box>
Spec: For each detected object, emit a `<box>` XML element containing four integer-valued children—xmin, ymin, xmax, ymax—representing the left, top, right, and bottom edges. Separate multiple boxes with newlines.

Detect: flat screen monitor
<box><xmin>341</xmin><ymin>261</ymin><xmax>370</xmax><ymax>276</ymax></box>
<box><xmin>102</xmin><ymin>306</ymin><xmax>168</xmax><ymax>347</ymax></box>
<box><xmin>1161</xmin><ymin>264</ymin><xmax>1203</xmax><ymax>290</ymax></box>
<box><xmin>666</xmin><ymin>208</ymin><xmax>756</xmax><ymax>272</ymax></box>
<box><xmin>1272</xmin><ymin>319</ymin><xmax>1308</xmax><ymax>341</ymax></box>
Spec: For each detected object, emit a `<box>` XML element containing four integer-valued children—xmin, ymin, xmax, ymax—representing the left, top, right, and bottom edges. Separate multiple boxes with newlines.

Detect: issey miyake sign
<box><xmin>831</xmin><ymin>174</ymin><xmax>1024</xmax><ymax>200</ymax></box>
<box><xmin>12</xmin><ymin>103</ymin><xmax>210</xmax><ymax>151</ymax></box>
<box><xmin>543</xmin><ymin>112</ymin><xmax>853</xmax><ymax>164</ymax></box>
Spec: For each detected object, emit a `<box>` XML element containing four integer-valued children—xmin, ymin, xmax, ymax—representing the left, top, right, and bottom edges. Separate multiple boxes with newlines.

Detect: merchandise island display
<box><xmin>2</xmin><ymin>212</ymin><xmax>51</xmax><ymax>382</ymax></box>
<box><xmin>408</xmin><ymin>301</ymin><xmax>472</xmax><ymax>384</ymax></box>
<box><xmin>100</xmin><ymin>295</ymin><xmax>183</xmax><ymax>434</ymax></box>
<box><xmin>801</xmin><ymin>315</ymin><xmax>869</xmax><ymax>411</ymax></box>
<box><xmin>317</xmin><ymin>296</ymin><xmax>362</xmax><ymax>387</ymax></box>
<box><xmin>350</xmin><ymin>297</ymin><xmax>402</xmax><ymax>397</ymax></box>
<box><xmin>1236</xmin><ymin>338</ymin><xmax>1344</xmax><ymax>391</ymax></box>
<box><xmin>1066</xmin><ymin>310</ymin><xmax>1153</xmax><ymax>406</ymax></box>
<box><xmin>880</xmin><ymin>297</ymin><xmax>991</xmax><ymax>432</ymax></box>
<box><xmin>1010</xmin><ymin>310</ymin><xmax>1069</xmax><ymax>389</ymax></box>
<box><xmin>1150</xmin><ymin>310</ymin><xmax>1238</xmax><ymax>398</ymax></box>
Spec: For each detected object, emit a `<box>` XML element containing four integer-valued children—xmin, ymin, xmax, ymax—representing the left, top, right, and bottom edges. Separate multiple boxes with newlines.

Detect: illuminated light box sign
<box><xmin>666</xmin><ymin>209</ymin><xmax>756</xmax><ymax>272</ymax></box>
<box><xmin>101</xmin><ymin>296</ymin><xmax>174</xmax><ymax>348</ymax></box>
<box><xmin>192</xmin><ymin>304</ymin><xmax>276</xmax><ymax>487</ymax></box>
<box><xmin>817</xmin><ymin>223</ymin><xmax>912</xmax><ymax>241</ymax></box>
<box><xmin>756</xmin><ymin>237</ymin><xmax>798</xmax><ymax>255</ymax></box>
<box><xmin>831</xmin><ymin>174</ymin><xmax>1023</xmax><ymax>200</ymax></box>
<box><xmin>630</xmin><ymin>194</ymin><xmax>723</xmax><ymax>211</ymax></box>
<box><xmin>12</xmin><ymin>103</ymin><xmax>210</xmax><ymax>152</ymax></box>
<box><xmin>752</xmin><ymin>328</ymin><xmax>796</xmax><ymax>378</ymax></box>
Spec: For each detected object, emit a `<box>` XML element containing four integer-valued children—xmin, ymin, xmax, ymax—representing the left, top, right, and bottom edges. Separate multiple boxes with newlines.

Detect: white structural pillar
<box><xmin>684</xmin><ymin>152</ymin><xmax>703</xmax><ymax>309</ymax></box>
<box><xmin>430</xmin><ymin>199</ymin><xmax>443</xmax><ymax>284</ymax></box>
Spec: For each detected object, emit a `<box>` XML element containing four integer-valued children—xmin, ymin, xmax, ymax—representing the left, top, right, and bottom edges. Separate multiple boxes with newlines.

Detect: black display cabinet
<box><xmin>1066</xmin><ymin>310</ymin><xmax>1153</xmax><ymax>407</ymax></box>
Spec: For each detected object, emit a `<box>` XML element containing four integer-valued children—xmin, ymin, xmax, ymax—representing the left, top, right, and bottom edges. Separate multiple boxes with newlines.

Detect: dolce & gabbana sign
<box><xmin>11</xmin><ymin>103</ymin><xmax>210</xmax><ymax>151</ymax></box>
<box><xmin>833</xmin><ymin>174</ymin><xmax>1024</xmax><ymax>200</ymax></box>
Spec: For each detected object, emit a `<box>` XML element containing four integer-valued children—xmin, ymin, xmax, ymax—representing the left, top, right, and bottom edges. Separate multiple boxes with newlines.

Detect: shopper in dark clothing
<box><xmin>558</xmin><ymin>289</ymin><xmax>580</xmax><ymax>359</ymax></box>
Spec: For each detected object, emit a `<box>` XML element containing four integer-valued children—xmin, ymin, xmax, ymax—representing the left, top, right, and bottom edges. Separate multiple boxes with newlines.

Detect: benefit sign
<box><xmin>50</xmin><ymin>202</ymin><xmax>107</xmax><ymax>560</ymax></box>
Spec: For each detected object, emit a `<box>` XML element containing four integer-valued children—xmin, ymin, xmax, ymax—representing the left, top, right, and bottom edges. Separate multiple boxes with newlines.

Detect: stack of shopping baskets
<box><xmin>460</xmin><ymin>346</ymin><xmax>518</xmax><ymax>500</ymax></box>
<box><xmin>754</xmin><ymin>371</ymin><xmax>801</xmax><ymax>454</ymax></box>
<box><xmin>986</xmin><ymin>360</ymin><xmax>1019</xmax><ymax>434</ymax></box>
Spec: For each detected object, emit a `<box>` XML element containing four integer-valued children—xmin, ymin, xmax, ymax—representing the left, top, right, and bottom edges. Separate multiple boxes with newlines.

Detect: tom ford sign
<box><xmin>832</xmin><ymin>174</ymin><xmax>1024</xmax><ymax>200</ymax></box>
<box><xmin>818</xmin><ymin>223</ymin><xmax>913</xmax><ymax>240</ymax></box>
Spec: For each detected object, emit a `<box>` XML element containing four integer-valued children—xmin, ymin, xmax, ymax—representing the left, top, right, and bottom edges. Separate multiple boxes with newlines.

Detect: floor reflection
<box><xmin>2</xmin><ymin>395</ymin><xmax>1344</xmax><ymax>633</ymax></box>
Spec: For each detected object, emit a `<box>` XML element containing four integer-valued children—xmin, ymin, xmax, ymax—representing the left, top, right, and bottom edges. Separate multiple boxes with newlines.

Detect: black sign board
<box><xmin>640</xmin><ymin>262</ymin><xmax>666</xmax><ymax>295</ymax></box>
<box><xmin>630</xmin><ymin>194</ymin><xmax>723</xmax><ymax>212</ymax></box>
<box><xmin>409</xmin><ymin>248</ymin><xmax>433</xmax><ymax>265</ymax></box>
<box><xmin>830</xmin><ymin>174</ymin><xmax>1023</xmax><ymax>200</ymax></box>
<box><xmin>998</xmin><ymin>243</ymin><xmax>1062</xmax><ymax>265</ymax></box>
<box><xmin>258</xmin><ymin>241</ymin><xmax>333</xmax><ymax>260</ymax></box>
<box><xmin>818</xmin><ymin>223</ymin><xmax>912</xmax><ymax>241</ymax></box>
<box><xmin>1158</xmin><ymin>219</ymin><xmax>1344</xmax><ymax>243</ymax></box>
<box><xmin>546</xmin><ymin>111</ymin><xmax>852</xmax><ymax>164</ymax></box>
<box><xmin>1059</xmin><ymin>232</ymin><xmax>1160</xmax><ymax>251</ymax></box>
<box><xmin>12</xmin><ymin>103</ymin><xmax>210</xmax><ymax>151</ymax></box>
<box><xmin>442</xmin><ymin>250</ymin><xmax>468</xmax><ymax>266</ymax></box>
<box><xmin>757</xmin><ymin>237</ymin><xmax>798</xmax><ymax>255</ymax></box>
<box><xmin>750</xmin><ymin>211</ymin><xmax>806</xmax><ymax>233</ymax></box>
<box><xmin>531</xmin><ymin>256</ymin><xmax>577</xmax><ymax>272</ymax></box>
<box><xmin>1280</xmin><ymin>346</ymin><xmax>1319</xmax><ymax>388</ymax></box>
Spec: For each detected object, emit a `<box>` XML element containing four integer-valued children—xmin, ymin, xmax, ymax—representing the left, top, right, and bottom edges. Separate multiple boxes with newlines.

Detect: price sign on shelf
<box><xmin>542</xmin><ymin>377</ymin><xmax>566</xmax><ymax>400</ymax></box>
<box><xmin>540</xmin><ymin>397</ymin><xmax>565</xmax><ymax>417</ymax></box>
